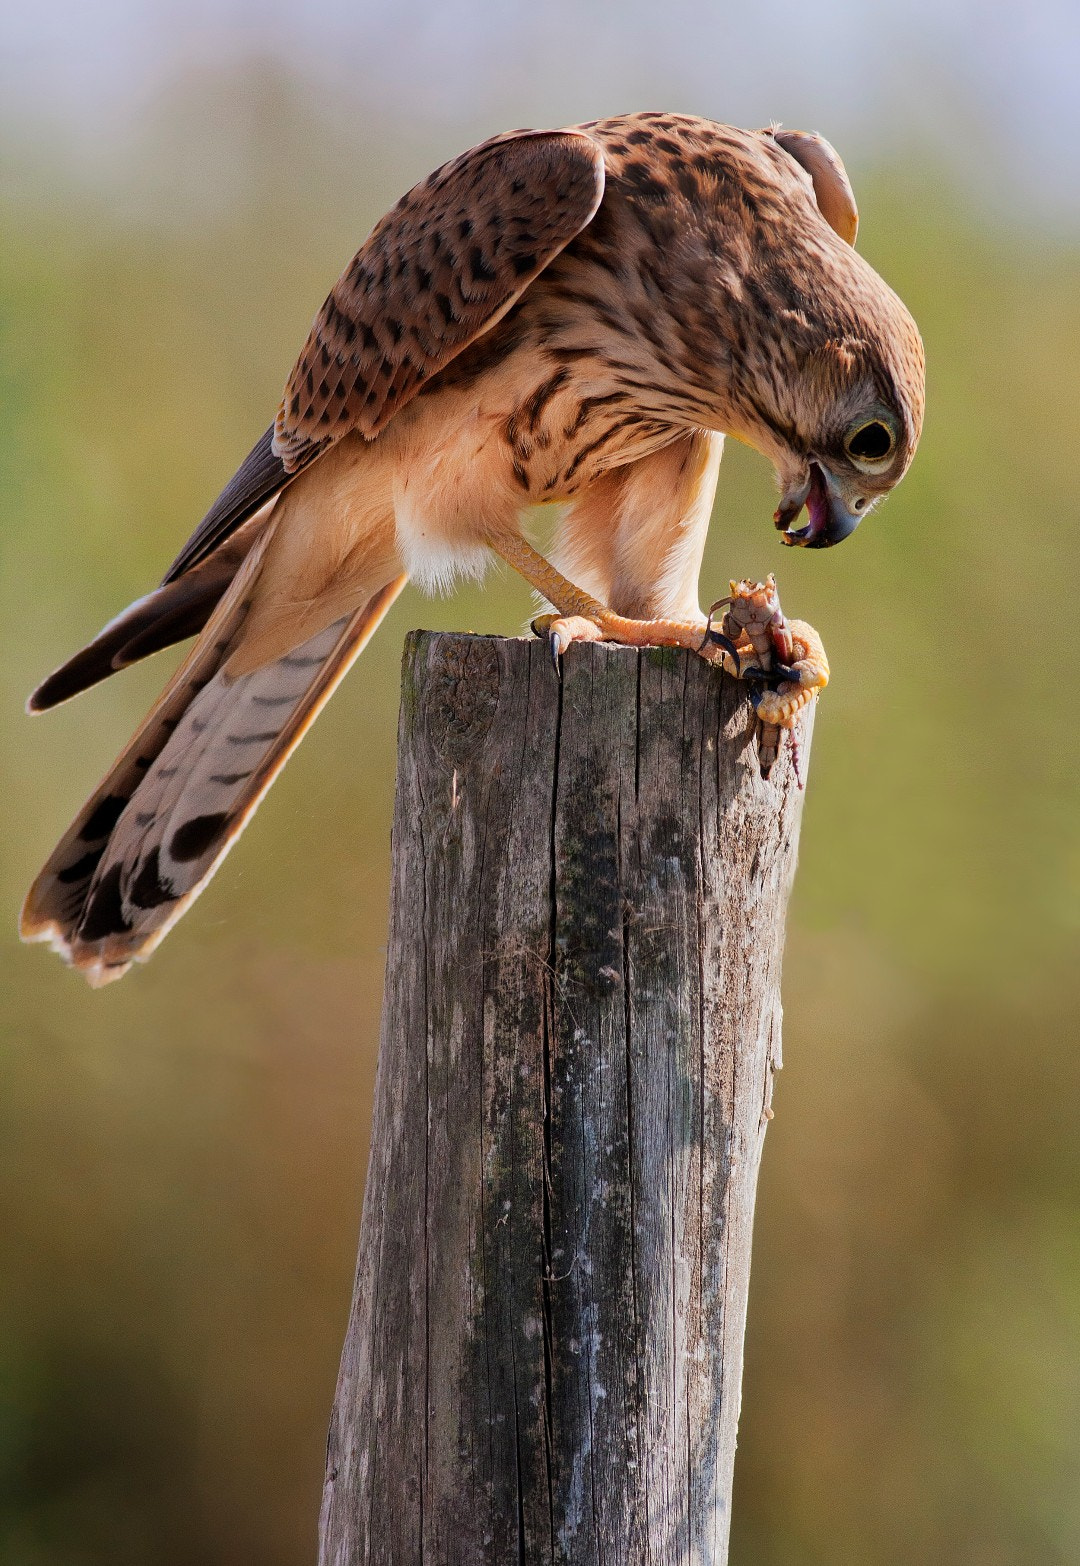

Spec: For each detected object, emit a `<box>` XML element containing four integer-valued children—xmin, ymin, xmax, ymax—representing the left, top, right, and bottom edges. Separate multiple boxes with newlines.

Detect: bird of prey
<box><xmin>21</xmin><ymin>113</ymin><xmax>924</xmax><ymax>986</ymax></box>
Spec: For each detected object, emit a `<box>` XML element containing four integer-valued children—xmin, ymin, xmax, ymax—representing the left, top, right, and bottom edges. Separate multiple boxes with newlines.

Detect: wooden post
<box><xmin>318</xmin><ymin>631</ymin><xmax>812</xmax><ymax>1566</ymax></box>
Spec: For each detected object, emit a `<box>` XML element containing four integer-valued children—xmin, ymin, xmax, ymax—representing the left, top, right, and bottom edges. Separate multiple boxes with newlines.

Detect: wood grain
<box><xmin>318</xmin><ymin>632</ymin><xmax>812</xmax><ymax>1565</ymax></box>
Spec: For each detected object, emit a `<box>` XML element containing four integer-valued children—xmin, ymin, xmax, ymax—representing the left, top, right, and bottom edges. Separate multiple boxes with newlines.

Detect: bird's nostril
<box><xmin>854</xmin><ymin>496</ymin><xmax>867</xmax><ymax>511</ymax></box>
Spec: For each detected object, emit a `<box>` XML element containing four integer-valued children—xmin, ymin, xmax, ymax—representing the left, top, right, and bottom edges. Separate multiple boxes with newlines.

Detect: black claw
<box><xmin>531</xmin><ymin>617</ymin><xmax>564</xmax><ymax>674</ymax></box>
<box><xmin>771</xmin><ymin>663</ymin><xmax>801</xmax><ymax>684</ymax></box>
<box><xmin>700</xmin><ymin>626</ymin><xmax>741</xmax><ymax>670</ymax></box>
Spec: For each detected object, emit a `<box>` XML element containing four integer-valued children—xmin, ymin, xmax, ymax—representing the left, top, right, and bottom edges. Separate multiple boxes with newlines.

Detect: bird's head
<box><xmin>765</xmin><ymin>314</ymin><xmax>924</xmax><ymax>550</ymax></box>
<box><xmin>726</xmin><ymin>128</ymin><xmax>925</xmax><ymax>549</ymax></box>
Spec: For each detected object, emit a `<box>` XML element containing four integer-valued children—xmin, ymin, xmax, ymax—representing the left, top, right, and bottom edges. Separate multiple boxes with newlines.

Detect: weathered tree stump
<box><xmin>318</xmin><ymin>631</ymin><xmax>812</xmax><ymax>1566</ymax></box>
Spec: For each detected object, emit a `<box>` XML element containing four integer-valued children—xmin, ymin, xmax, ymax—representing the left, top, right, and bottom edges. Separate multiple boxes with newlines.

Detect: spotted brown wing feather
<box><xmin>273</xmin><ymin>128</ymin><xmax>606</xmax><ymax>472</ymax></box>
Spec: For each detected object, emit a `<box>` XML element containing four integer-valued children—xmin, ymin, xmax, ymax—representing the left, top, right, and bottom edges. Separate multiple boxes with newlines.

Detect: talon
<box><xmin>700</xmin><ymin>626</ymin><xmax>741</xmax><ymax>669</ymax></box>
<box><xmin>532</xmin><ymin>612</ymin><xmax>606</xmax><ymax>667</ymax></box>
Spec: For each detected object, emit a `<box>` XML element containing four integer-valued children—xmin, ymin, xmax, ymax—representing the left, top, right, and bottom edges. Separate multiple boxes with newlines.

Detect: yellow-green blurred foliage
<box><xmin>2</xmin><ymin>76</ymin><xmax>1079</xmax><ymax>1566</ymax></box>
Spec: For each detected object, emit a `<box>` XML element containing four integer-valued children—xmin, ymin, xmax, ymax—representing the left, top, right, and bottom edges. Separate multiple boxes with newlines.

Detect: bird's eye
<box><xmin>844</xmin><ymin>419</ymin><xmax>895</xmax><ymax>464</ymax></box>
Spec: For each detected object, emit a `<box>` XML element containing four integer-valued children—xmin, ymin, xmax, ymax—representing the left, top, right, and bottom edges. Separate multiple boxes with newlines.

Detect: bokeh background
<box><xmin>3</xmin><ymin>3</ymin><xmax>1079</xmax><ymax>1562</ymax></box>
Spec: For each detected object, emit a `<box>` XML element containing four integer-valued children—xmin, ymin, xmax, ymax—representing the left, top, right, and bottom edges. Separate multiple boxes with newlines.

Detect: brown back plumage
<box><xmin>274</xmin><ymin>129</ymin><xmax>605</xmax><ymax>468</ymax></box>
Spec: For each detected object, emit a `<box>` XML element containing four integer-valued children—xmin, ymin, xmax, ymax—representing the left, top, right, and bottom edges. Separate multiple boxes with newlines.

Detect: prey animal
<box><xmin>22</xmin><ymin>112</ymin><xmax>924</xmax><ymax>986</ymax></box>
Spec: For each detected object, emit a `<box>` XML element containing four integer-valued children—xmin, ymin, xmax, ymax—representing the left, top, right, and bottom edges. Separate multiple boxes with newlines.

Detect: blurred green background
<box><xmin>3</xmin><ymin>7</ymin><xmax>1079</xmax><ymax>1562</ymax></box>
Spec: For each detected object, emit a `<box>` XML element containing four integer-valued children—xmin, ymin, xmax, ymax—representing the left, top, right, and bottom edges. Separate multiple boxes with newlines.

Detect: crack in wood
<box><xmin>318</xmin><ymin>632</ymin><xmax>812</xmax><ymax>1566</ymax></box>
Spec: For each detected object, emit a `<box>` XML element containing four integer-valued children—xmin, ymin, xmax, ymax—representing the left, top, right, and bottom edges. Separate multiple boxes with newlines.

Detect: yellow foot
<box><xmin>530</xmin><ymin>612</ymin><xmax>604</xmax><ymax>663</ymax></box>
<box><xmin>495</xmin><ymin>535</ymin><xmax>826</xmax><ymax>780</ymax></box>
<box><xmin>704</xmin><ymin>575</ymin><xmax>829</xmax><ymax>781</ymax></box>
<box><xmin>530</xmin><ymin>609</ymin><xmax>730</xmax><ymax>667</ymax></box>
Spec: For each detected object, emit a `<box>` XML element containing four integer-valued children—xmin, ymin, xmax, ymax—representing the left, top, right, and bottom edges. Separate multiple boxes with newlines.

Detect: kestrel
<box><xmin>22</xmin><ymin>113</ymin><xmax>924</xmax><ymax>986</ymax></box>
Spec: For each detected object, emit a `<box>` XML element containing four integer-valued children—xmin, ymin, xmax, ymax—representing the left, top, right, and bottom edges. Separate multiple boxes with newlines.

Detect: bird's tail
<box><xmin>22</xmin><ymin>531</ymin><xmax>407</xmax><ymax>986</ymax></box>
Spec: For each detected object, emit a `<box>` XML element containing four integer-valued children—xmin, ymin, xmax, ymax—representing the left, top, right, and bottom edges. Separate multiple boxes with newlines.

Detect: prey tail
<box><xmin>22</xmin><ymin>546</ymin><xmax>408</xmax><ymax>986</ymax></box>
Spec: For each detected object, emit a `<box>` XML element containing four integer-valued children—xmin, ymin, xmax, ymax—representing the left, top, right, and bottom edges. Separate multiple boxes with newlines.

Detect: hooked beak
<box><xmin>774</xmin><ymin>461</ymin><xmax>863</xmax><ymax>549</ymax></box>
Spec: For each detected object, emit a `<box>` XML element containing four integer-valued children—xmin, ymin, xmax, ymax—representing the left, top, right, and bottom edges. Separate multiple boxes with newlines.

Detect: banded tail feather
<box><xmin>22</xmin><ymin>553</ymin><xmax>407</xmax><ymax>986</ymax></box>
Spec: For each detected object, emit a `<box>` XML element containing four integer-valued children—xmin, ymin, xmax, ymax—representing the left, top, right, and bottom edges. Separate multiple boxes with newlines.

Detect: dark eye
<box><xmin>845</xmin><ymin>419</ymin><xmax>895</xmax><ymax>463</ymax></box>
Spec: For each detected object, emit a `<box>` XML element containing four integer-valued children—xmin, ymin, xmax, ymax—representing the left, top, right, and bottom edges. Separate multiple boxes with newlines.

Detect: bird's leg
<box><xmin>491</xmin><ymin>532</ymin><xmax>740</xmax><ymax>673</ymax></box>
<box><xmin>705</xmin><ymin>575</ymin><xmax>829</xmax><ymax>780</ymax></box>
<box><xmin>492</xmin><ymin>538</ymin><xmax>828</xmax><ymax>780</ymax></box>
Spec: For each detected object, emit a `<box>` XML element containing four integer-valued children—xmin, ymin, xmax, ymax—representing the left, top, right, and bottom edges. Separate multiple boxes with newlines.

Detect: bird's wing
<box><xmin>272</xmin><ymin>127</ymin><xmax>606</xmax><ymax>471</ymax></box>
<box><xmin>769</xmin><ymin>129</ymin><xmax>859</xmax><ymax>246</ymax></box>
<box><xmin>30</xmin><ymin>507</ymin><xmax>272</xmax><ymax>711</ymax></box>
<box><xmin>159</xmin><ymin>129</ymin><xmax>603</xmax><ymax>583</ymax></box>
<box><xmin>33</xmin><ymin>126</ymin><xmax>604</xmax><ymax>703</ymax></box>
